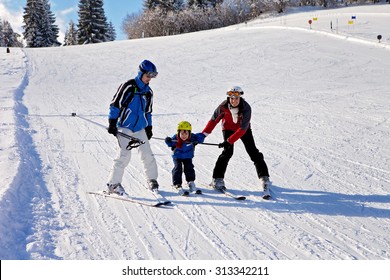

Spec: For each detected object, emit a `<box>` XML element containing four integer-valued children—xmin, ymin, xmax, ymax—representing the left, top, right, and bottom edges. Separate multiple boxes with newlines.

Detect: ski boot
<box><xmin>173</xmin><ymin>184</ymin><xmax>189</xmax><ymax>196</ymax></box>
<box><xmin>260</xmin><ymin>176</ymin><xmax>271</xmax><ymax>200</ymax></box>
<box><xmin>188</xmin><ymin>181</ymin><xmax>202</xmax><ymax>194</ymax></box>
<box><xmin>211</xmin><ymin>178</ymin><xmax>226</xmax><ymax>192</ymax></box>
<box><xmin>107</xmin><ymin>183</ymin><xmax>125</xmax><ymax>196</ymax></box>
<box><xmin>148</xmin><ymin>179</ymin><xmax>159</xmax><ymax>193</ymax></box>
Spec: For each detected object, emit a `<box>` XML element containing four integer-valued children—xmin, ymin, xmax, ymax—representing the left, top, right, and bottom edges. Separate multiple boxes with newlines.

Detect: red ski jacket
<box><xmin>202</xmin><ymin>98</ymin><xmax>252</xmax><ymax>144</ymax></box>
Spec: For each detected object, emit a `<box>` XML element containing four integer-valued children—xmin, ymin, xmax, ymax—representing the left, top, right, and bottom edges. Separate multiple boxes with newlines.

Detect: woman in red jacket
<box><xmin>202</xmin><ymin>86</ymin><xmax>271</xmax><ymax>199</ymax></box>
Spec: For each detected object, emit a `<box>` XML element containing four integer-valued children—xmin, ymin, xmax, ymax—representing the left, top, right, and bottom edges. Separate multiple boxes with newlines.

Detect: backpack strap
<box><xmin>119</xmin><ymin>81</ymin><xmax>137</xmax><ymax>116</ymax></box>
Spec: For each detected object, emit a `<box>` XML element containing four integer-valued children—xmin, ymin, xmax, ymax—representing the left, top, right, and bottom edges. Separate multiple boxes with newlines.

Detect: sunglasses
<box><xmin>227</xmin><ymin>91</ymin><xmax>241</xmax><ymax>98</ymax></box>
<box><xmin>145</xmin><ymin>71</ymin><xmax>158</xmax><ymax>78</ymax></box>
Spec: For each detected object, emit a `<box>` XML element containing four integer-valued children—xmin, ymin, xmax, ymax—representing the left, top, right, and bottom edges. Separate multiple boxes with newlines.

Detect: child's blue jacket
<box><xmin>165</xmin><ymin>133</ymin><xmax>205</xmax><ymax>159</ymax></box>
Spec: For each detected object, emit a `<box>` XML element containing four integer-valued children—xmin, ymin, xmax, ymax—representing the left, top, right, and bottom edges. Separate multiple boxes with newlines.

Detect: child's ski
<box><xmin>171</xmin><ymin>186</ymin><xmax>190</xmax><ymax>196</ymax></box>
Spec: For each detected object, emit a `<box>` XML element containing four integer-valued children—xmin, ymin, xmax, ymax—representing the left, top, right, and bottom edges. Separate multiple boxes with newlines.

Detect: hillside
<box><xmin>0</xmin><ymin>3</ymin><xmax>389</xmax><ymax>265</ymax></box>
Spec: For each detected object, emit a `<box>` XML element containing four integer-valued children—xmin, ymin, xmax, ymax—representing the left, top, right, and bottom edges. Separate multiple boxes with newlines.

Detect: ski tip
<box><xmin>236</xmin><ymin>196</ymin><xmax>246</xmax><ymax>200</ymax></box>
<box><xmin>155</xmin><ymin>202</ymin><xmax>166</xmax><ymax>207</ymax></box>
<box><xmin>262</xmin><ymin>195</ymin><xmax>272</xmax><ymax>200</ymax></box>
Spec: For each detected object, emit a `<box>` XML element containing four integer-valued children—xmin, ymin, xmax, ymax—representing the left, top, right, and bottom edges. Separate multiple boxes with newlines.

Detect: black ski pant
<box><xmin>172</xmin><ymin>158</ymin><xmax>195</xmax><ymax>185</ymax></box>
<box><xmin>212</xmin><ymin>129</ymin><xmax>269</xmax><ymax>179</ymax></box>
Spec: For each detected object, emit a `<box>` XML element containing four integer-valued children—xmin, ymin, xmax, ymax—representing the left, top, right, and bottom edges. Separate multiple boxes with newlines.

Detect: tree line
<box><xmin>1</xmin><ymin>0</ymin><xmax>387</xmax><ymax>48</ymax></box>
<box><xmin>122</xmin><ymin>0</ymin><xmax>388</xmax><ymax>39</ymax></box>
<box><xmin>1</xmin><ymin>0</ymin><xmax>116</xmax><ymax>48</ymax></box>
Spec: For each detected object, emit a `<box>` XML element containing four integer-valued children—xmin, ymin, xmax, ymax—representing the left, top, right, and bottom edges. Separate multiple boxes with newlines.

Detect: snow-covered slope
<box><xmin>0</xmin><ymin>4</ymin><xmax>389</xmax><ymax>260</ymax></box>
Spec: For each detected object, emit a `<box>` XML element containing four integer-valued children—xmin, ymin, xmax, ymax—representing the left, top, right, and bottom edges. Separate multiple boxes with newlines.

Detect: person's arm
<box><xmin>202</xmin><ymin>104</ymin><xmax>225</xmax><ymax>136</ymax></box>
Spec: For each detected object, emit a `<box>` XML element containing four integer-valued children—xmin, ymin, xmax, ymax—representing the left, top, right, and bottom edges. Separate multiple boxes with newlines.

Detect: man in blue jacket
<box><xmin>106</xmin><ymin>60</ymin><xmax>159</xmax><ymax>195</ymax></box>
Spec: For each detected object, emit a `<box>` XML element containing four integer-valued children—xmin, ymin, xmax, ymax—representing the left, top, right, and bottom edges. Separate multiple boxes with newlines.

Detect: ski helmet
<box><xmin>226</xmin><ymin>86</ymin><xmax>244</xmax><ymax>97</ymax></box>
<box><xmin>177</xmin><ymin>121</ymin><xmax>192</xmax><ymax>132</ymax></box>
<box><xmin>139</xmin><ymin>60</ymin><xmax>158</xmax><ymax>77</ymax></box>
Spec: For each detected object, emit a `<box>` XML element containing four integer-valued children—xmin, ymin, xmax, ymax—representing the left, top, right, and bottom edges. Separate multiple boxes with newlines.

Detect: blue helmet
<box><xmin>139</xmin><ymin>60</ymin><xmax>158</xmax><ymax>77</ymax></box>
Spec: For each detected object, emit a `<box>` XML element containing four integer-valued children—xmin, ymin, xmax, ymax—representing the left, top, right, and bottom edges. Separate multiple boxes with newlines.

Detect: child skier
<box><xmin>165</xmin><ymin>121</ymin><xmax>205</xmax><ymax>195</ymax></box>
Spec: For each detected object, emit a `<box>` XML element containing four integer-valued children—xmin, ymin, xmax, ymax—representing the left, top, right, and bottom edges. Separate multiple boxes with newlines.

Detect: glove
<box><xmin>192</xmin><ymin>140</ymin><xmax>198</xmax><ymax>147</ymax></box>
<box><xmin>218</xmin><ymin>141</ymin><xmax>231</xmax><ymax>149</ymax></box>
<box><xmin>108</xmin><ymin>119</ymin><xmax>118</xmax><ymax>136</ymax></box>
<box><xmin>145</xmin><ymin>126</ymin><xmax>153</xmax><ymax>140</ymax></box>
<box><xmin>165</xmin><ymin>137</ymin><xmax>172</xmax><ymax>144</ymax></box>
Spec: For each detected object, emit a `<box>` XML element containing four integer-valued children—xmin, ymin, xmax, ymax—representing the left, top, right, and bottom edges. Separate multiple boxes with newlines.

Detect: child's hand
<box><xmin>165</xmin><ymin>137</ymin><xmax>172</xmax><ymax>143</ymax></box>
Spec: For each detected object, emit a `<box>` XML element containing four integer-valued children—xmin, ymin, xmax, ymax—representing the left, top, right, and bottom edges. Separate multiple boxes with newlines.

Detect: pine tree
<box><xmin>22</xmin><ymin>0</ymin><xmax>59</xmax><ymax>47</ymax></box>
<box><xmin>188</xmin><ymin>0</ymin><xmax>222</xmax><ymax>8</ymax></box>
<box><xmin>2</xmin><ymin>21</ymin><xmax>14</xmax><ymax>47</ymax></box>
<box><xmin>23</xmin><ymin>0</ymin><xmax>45</xmax><ymax>47</ymax></box>
<box><xmin>187</xmin><ymin>0</ymin><xmax>207</xmax><ymax>7</ymax></box>
<box><xmin>1</xmin><ymin>20</ymin><xmax>23</xmax><ymax>47</ymax></box>
<box><xmin>144</xmin><ymin>1</ymin><xmax>184</xmax><ymax>12</ymax></box>
<box><xmin>64</xmin><ymin>20</ymin><xmax>78</xmax><ymax>46</ymax></box>
<box><xmin>106</xmin><ymin>21</ymin><xmax>116</xmax><ymax>41</ymax></box>
<box><xmin>143</xmin><ymin>0</ymin><xmax>160</xmax><ymax>10</ymax></box>
<box><xmin>77</xmin><ymin>0</ymin><xmax>109</xmax><ymax>44</ymax></box>
<box><xmin>0</xmin><ymin>18</ymin><xmax>4</xmax><ymax>47</ymax></box>
<box><xmin>41</xmin><ymin>0</ymin><xmax>60</xmax><ymax>46</ymax></box>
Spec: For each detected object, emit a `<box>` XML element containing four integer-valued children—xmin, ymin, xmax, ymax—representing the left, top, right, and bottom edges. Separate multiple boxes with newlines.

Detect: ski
<box><xmin>262</xmin><ymin>194</ymin><xmax>271</xmax><ymax>200</ymax></box>
<box><xmin>149</xmin><ymin>189</ymin><xmax>172</xmax><ymax>205</ymax></box>
<box><xmin>208</xmin><ymin>184</ymin><xmax>246</xmax><ymax>200</ymax></box>
<box><xmin>87</xmin><ymin>191</ymin><xmax>168</xmax><ymax>207</ymax></box>
<box><xmin>221</xmin><ymin>190</ymin><xmax>246</xmax><ymax>200</ymax></box>
<box><xmin>192</xmin><ymin>189</ymin><xmax>202</xmax><ymax>195</ymax></box>
<box><xmin>172</xmin><ymin>186</ymin><xmax>190</xmax><ymax>196</ymax></box>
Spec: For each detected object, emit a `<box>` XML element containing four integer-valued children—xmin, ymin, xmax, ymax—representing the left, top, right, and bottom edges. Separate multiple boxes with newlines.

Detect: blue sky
<box><xmin>0</xmin><ymin>0</ymin><xmax>144</xmax><ymax>41</ymax></box>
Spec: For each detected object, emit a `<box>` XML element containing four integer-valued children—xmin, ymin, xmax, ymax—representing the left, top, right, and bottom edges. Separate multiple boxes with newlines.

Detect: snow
<box><xmin>0</xmin><ymin>2</ymin><xmax>389</xmax><ymax>274</ymax></box>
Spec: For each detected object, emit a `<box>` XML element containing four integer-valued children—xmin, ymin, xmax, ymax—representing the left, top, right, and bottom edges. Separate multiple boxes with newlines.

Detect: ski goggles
<box><xmin>145</xmin><ymin>71</ymin><xmax>158</xmax><ymax>78</ymax></box>
<box><xmin>227</xmin><ymin>91</ymin><xmax>242</xmax><ymax>98</ymax></box>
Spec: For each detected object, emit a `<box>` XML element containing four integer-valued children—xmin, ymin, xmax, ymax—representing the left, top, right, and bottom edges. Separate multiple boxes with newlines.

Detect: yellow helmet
<box><xmin>177</xmin><ymin>121</ymin><xmax>192</xmax><ymax>132</ymax></box>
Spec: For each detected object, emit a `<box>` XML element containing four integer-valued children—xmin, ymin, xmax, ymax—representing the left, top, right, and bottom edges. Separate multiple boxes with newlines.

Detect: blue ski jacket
<box><xmin>165</xmin><ymin>133</ymin><xmax>205</xmax><ymax>159</ymax></box>
<box><xmin>108</xmin><ymin>71</ymin><xmax>153</xmax><ymax>132</ymax></box>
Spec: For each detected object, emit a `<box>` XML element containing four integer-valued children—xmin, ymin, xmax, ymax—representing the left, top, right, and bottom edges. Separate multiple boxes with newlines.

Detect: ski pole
<box><xmin>71</xmin><ymin>112</ymin><xmax>145</xmax><ymax>149</ymax></box>
<box><xmin>152</xmin><ymin>136</ymin><xmax>220</xmax><ymax>146</ymax></box>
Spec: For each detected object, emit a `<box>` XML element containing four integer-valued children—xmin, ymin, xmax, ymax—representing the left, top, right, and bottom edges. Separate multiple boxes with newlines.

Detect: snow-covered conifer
<box><xmin>41</xmin><ymin>0</ymin><xmax>60</xmax><ymax>46</ymax></box>
<box><xmin>77</xmin><ymin>0</ymin><xmax>109</xmax><ymax>44</ymax></box>
<box><xmin>22</xmin><ymin>0</ymin><xmax>60</xmax><ymax>47</ymax></box>
<box><xmin>106</xmin><ymin>21</ymin><xmax>116</xmax><ymax>41</ymax></box>
<box><xmin>0</xmin><ymin>18</ymin><xmax>4</xmax><ymax>47</ymax></box>
<box><xmin>64</xmin><ymin>20</ymin><xmax>78</xmax><ymax>46</ymax></box>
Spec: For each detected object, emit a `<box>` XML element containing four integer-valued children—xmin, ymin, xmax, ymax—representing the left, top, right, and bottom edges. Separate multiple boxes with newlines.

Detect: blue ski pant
<box><xmin>172</xmin><ymin>158</ymin><xmax>195</xmax><ymax>186</ymax></box>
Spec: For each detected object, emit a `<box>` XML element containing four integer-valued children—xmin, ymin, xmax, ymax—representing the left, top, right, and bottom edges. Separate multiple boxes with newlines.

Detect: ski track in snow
<box><xmin>1</xmin><ymin>4</ymin><xmax>389</xmax><ymax>260</ymax></box>
<box><xmin>0</xmin><ymin>50</ymin><xmax>60</xmax><ymax>259</ymax></box>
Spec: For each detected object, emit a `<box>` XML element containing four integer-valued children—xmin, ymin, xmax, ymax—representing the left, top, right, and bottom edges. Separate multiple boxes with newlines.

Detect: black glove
<box><xmin>108</xmin><ymin>119</ymin><xmax>118</xmax><ymax>136</ymax></box>
<box><xmin>165</xmin><ymin>137</ymin><xmax>172</xmax><ymax>143</ymax></box>
<box><xmin>218</xmin><ymin>141</ymin><xmax>231</xmax><ymax>149</ymax></box>
<box><xmin>145</xmin><ymin>126</ymin><xmax>153</xmax><ymax>140</ymax></box>
<box><xmin>192</xmin><ymin>140</ymin><xmax>199</xmax><ymax>147</ymax></box>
